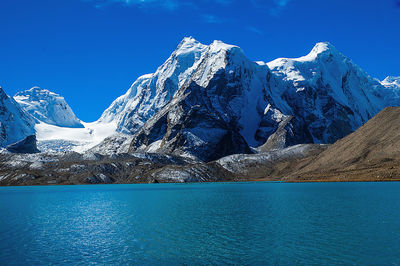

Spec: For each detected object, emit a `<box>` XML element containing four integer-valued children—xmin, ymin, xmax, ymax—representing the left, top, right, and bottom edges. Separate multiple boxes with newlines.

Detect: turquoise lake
<box><xmin>0</xmin><ymin>182</ymin><xmax>399</xmax><ymax>265</ymax></box>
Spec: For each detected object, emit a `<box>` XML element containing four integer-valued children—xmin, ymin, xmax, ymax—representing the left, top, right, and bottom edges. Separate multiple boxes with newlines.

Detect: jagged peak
<box><xmin>178</xmin><ymin>36</ymin><xmax>199</xmax><ymax>46</ymax></box>
<box><xmin>173</xmin><ymin>38</ymin><xmax>243</xmax><ymax>61</ymax></box>
<box><xmin>0</xmin><ymin>86</ymin><xmax>6</xmax><ymax>97</ymax></box>
<box><xmin>174</xmin><ymin>36</ymin><xmax>207</xmax><ymax>56</ymax></box>
<box><xmin>310</xmin><ymin>42</ymin><xmax>338</xmax><ymax>55</ymax></box>
<box><xmin>15</xmin><ymin>87</ymin><xmax>59</xmax><ymax>98</ymax></box>
<box><xmin>382</xmin><ymin>76</ymin><xmax>400</xmax><ymax>87</ymax></box>
<box><xmin>267</xmin><ymin>41</ymin><xmax>344</xmax><ymax>69</ymax></box>
<box><xmin>209</xmin><ymin>40</ymin><xmax>240</xmax><ymax>52</ymax></box>
<box><xmin>296</xmin><ymin>42</ymin><xmax>343</xmax><ymax>62</ymax></box>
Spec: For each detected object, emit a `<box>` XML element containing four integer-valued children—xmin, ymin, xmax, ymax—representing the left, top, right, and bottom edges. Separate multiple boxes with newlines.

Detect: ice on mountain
<box><xmin>14</xmin><ymin>87</ymin><xmax>83</xmax><ymax>128</ymax></box>
<box><xmin>0</xmin><ymin>86</ymin><xmax>35</xmax><ymax>147</ymax></box>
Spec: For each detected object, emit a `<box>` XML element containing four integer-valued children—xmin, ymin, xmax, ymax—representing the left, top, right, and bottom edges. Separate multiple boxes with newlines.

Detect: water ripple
<box><xmin>0</xmin><ymin>182</ymin><xmax>400</xmax><ymax>264</ymax></box>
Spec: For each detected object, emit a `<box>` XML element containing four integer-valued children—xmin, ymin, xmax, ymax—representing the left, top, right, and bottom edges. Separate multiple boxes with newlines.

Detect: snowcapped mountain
<box><xmin>382</xmin><ymin>76</ymin><xmax>400</xmax><ymax>88</ymax></box>
<box><xmin>127</xmin><ymin>40</ymin><xmax>272</xmax><ymax>160</ymax></box>
<box><xmin>99</xmin><ymin>37</ymin><xmax>208</xmax><ymax>133</ymax></box>
<box><xmin>378</xmin><ymin>76</ymin><xmax>400</xmax><ymax>106</ymax></box>
<box><xmin>4</xmin><ymin>38</ymin><xmax>398</xmax><ymax>159</ymax></box>
<box><xmin>94</xmin><ymin>38</ymin><xmax>398</xmax><ymax>160</ymax></box>
<box><xmin>11</xmin><ymin>87</ymin><xmax>112</xmax><ymax>153</ymax></box>
<box><xmin>265</xmin><ymin>42</ymin><xmax>384</xmax><ymax>144</ymax></box>
<box><xmin>14</xmin><ymin>87</ymin><xmax>83</xmax><ymax>128</ymax></box>
<box><xmin>0</xmin><ymin>87</ymin><xmax>35</xmax><ymax>147</ymax></box>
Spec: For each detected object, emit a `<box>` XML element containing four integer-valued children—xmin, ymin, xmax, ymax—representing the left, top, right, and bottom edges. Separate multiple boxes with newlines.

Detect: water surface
<box><xmin>0</xmin><ymin>182</ymin><xmax>399</xmax><ymax>264</ymax></box>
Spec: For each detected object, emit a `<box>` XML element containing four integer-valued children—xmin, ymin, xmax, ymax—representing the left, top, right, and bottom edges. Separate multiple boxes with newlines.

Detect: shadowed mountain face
<box><xmin>128</xmin><ymin>81</ymin><xmax>254</xmax><ymax>161</ymax></box>
<box><xmin>6</xmin><ymin>135</ymin><xmax>40</xmax><ymax>154</ymax></box>
<box><xmin>0</xmin><ymin>87</ymin><xmax>35</xmax><ymax>147</ymax></box>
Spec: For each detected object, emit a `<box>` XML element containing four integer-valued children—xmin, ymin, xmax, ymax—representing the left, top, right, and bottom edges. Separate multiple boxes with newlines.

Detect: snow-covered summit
<box><xmin>99</xmin><ymin>37</ymin><xmax>209</xmax><ymax>132</ymax></box>
<box><xmin>382</xmin><ymin>76</ymin><xmax>400</xmax><ymax>88</ymax></box>
<box><xmin>175</xmin><ymin>36</ymin><xmax>206</xmax><ymax>56</ymax></box>
<box><xmin>14</xmin><ymin>87</ymin><xmax>83</xmax><ymax>128</ymax></box>
<box><xmin>376</xmin><ymin>76</ymin><xmax>400</xmax><ymax>106</ymax></box>
<box><xmin>0</xmin><ymin>86</ymin><xmax>35</xmax><ymax>147</ymax></box>
<box><xmin>209</xmin><ymin>39</ymin><xmax>240</xmax><ymax>53</ymax></box>
<box><xmin>303</xmin><ymin>42</ymin><xmax>339</xmax><ymax>59</ymax></box>
<box><xmin>267</xmin><ymin>41</ymin><xmax>384</xmax><ymax>143</ymax></box>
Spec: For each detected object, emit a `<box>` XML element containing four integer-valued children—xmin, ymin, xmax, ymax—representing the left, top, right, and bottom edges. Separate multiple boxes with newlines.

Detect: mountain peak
<box><xmin>297</xmin><ymin>42</ymin><xmax>341</xmax><ymax>62</ymax></box>
<box><xmin>20</xmin><ymin>87</ymin><xmax>56</xmax><ymax>97</ymax></box>
<box><xmin>14</xmin><ymin>87</ymin><xmax>83</xmax><ymax>128</ymax></box>
<box><xmin>28</xmin><ymin>86</ymin><xmax>48</xmax><ymax>91</ymax></box>
<box><xmin>267</xmin><ymin>42</ymin><xmax>342</xmax><ymax>67</ymax></box>
<box><xmin>175</xmin><ymin>37</ymin><xmax>206</xmax><ymax>55</ymax></box>
<box><xmin>179</xmin><ymin>36</ymin><xmax>198</xmax><ymax>45</ymax></box>
<box><xmin>209</xmin><ymin>40</ymin><xmax>239</xmax><ymax>52</ymax></box>
<box><xmin>311</xmin><ymin>42</ymin><xmax>337</xmax><ymax>54</ymax></box>
<box><xmin>0</xmin><ymin>86</ymin><xmax>6</xmax><ymax>97</ymax></box>
<box><xmin>382</xmin><ymin>76</ymin><xmax>400</xmax><ymax>87</ymax></box>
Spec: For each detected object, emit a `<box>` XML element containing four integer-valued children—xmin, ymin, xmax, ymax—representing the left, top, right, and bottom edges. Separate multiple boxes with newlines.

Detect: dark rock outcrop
<box><xmin>6</xmin><ymin>135</ymin><xmax>40</xmax><ymax>154</ymax></box>
<box><xmin>129</xmin><ymin>81</ymin><xmax>253</xmax><ymax>162</ymax></box>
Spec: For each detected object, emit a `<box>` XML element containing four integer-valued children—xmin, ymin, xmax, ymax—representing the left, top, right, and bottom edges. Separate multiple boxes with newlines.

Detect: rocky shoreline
<box><xmin>0</xmin><ymin>144</ymin><xmax>323</xmax><ymax>186</ymax></box>
<box><xmin>2</xmin><ymin>107</ymin><xmax>400</xmax><ymax>186</ymax></box>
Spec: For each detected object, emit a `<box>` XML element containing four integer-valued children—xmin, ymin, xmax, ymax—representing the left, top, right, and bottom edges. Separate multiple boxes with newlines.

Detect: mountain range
<box><xmin>0</xmin><ymin>37</ymin><xmax>399</xmax><ymax>182</ymax></box>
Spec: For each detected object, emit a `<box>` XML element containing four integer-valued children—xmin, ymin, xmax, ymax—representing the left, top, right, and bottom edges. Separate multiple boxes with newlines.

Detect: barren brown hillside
<box><xmin>288</xmin><ymin>107</ymin><xmax>400</xmax><ymax>181</ymax></box>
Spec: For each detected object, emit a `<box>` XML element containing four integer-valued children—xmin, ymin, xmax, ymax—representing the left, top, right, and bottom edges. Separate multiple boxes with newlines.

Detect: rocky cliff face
<box><xmin>6</xmin><ymin>135</ymin><xmax>40</xmax><ymax>154</ymax></box>
<box><xmin>0</xmin><ymin>87</ymin><xmax>35</xmax><ymax>147</ymax></box>
<box><xmin>14</xmin><ymin>87</ymin><xmax>83</xmax><ymax>128</ymax></box>
<box><xmin>265</xmin><ymin>42</ymin><xmax>384</xmax><ymax>144</ymax></box>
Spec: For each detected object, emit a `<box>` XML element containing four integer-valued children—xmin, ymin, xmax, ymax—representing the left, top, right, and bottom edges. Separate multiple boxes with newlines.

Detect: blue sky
<box><xmin>0</xmin><ymin>0</ymin><xmax>399</xmax><ymax>122</ymax></box>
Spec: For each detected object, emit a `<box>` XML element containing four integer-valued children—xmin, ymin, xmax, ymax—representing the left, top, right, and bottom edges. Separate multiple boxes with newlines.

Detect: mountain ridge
<box><xmin>2</xmin><ymin>38</ymin><xmax>400</xmax><ymax>158</ymax></box>
<box><xmin>91</xmin><ymin>37</ymin><xmax>398</xmax><ymax>160</ymax></box>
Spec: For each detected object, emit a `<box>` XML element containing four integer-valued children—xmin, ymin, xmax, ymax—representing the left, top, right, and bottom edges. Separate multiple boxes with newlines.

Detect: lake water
<box><xmin>0</xmin><ymin>182</ymin><xmax>399</xmax><ymax>265</ymax></box>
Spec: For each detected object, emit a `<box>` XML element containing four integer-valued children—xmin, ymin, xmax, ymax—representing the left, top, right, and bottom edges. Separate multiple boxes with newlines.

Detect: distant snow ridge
<box><xmin>0</xmin><ymin>87</ymin><xmax>35</xmax><ymax>147</ymax></box>
<box><xmin>14</xmin><ymin>87</ymin><xmax>83</xmax><ymax>128</ymax></box>
<box><xmin>382</xmin><ymin>76</ymin><xmax>400</xmax><ymax>88</ymax></box>
<box><xmin>378</xmin><ymin>76</ymin><xmax>400</xmax><ymax>106</ymax></box>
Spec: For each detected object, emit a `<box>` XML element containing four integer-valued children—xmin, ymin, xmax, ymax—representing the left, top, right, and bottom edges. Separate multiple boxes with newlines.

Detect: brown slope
<box><xmin>288</xmin><ymin>107</ymin><xmax>400</xmax><ymax>181</ymax></box>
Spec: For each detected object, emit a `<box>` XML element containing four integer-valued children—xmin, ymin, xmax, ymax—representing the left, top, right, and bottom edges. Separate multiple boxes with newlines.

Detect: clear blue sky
<box><xmin>1</xmin><ymin>0</ymin><xmax>399</xmax><ymax>122</ymax></box>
